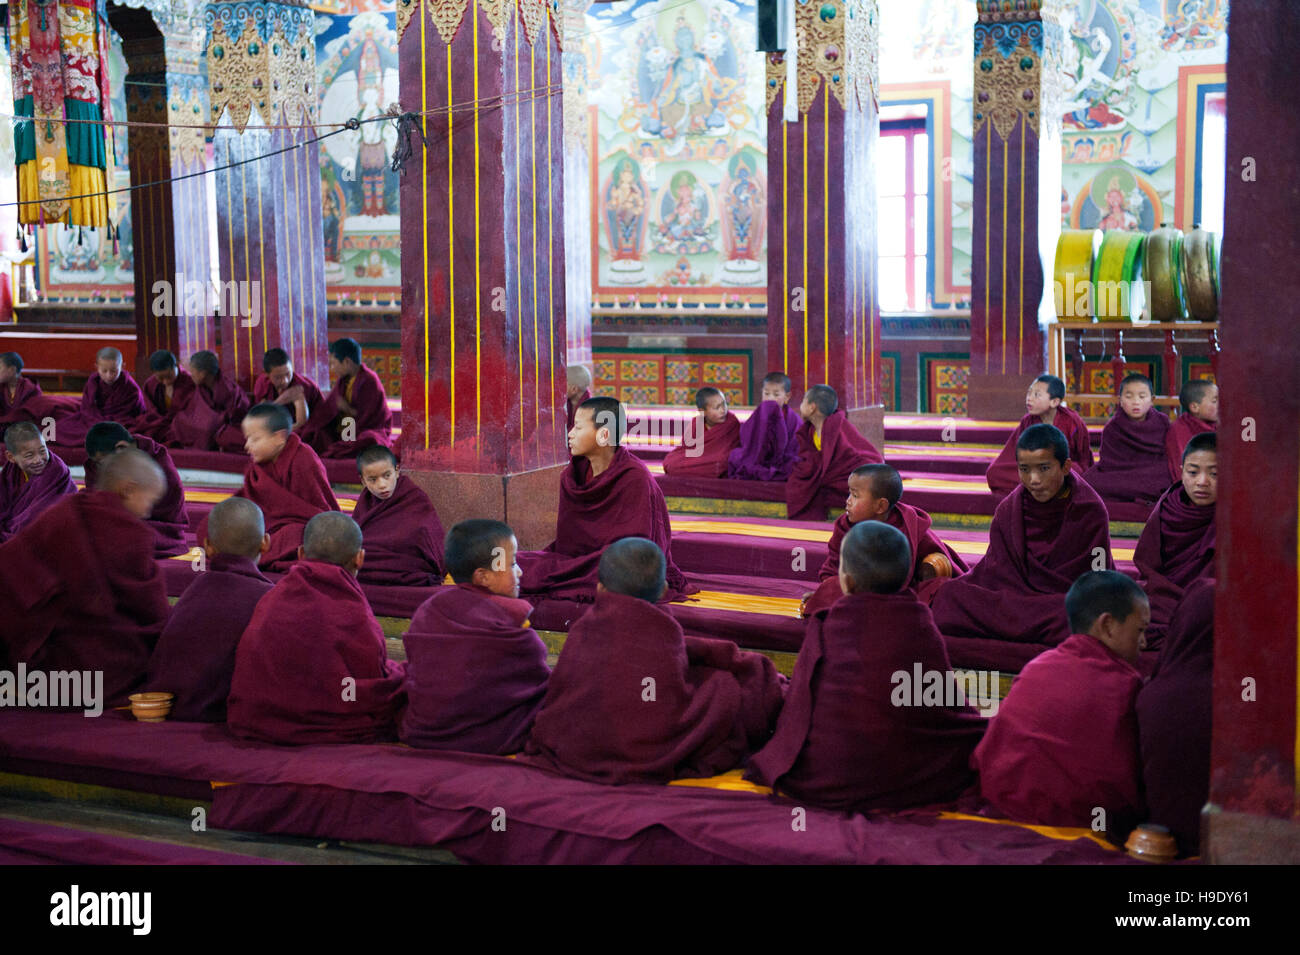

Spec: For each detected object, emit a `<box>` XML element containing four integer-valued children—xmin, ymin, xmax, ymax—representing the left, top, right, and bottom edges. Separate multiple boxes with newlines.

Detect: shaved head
<box><xmin>840</xmin><ymin>520</ymin><xmax>911</xmax><ymax>595</ymax></box>
<box><xmin>98</xmin><ymin>447</ymin><xmax>165</xmax><ymax>495</ymax></box>
<box><xmin>206</xmin><ymin>497</ymin><xmax>266</xmax><ymax>558</ymax></box>
<box><xmin>301</xmin><ymin>511</ymin><xmax>362</xmax><ymax>566</ymax></box>
<box><xmin>566</xmin><ymin>364</ymin><xmax>592</xmax><ymax>390</ymax></box>
<box><xmin>96</xmin><ymin>346</ymin><xmax>123</xmax><ymax>364</ymax></box>
<box><xmin>3</xmin><ymin>420</ymin><xmax>42</xmax><ymax>454</ymax></box>
<box><xmin>598</xmin><ymin>536</ymin><xmax>666</xmax><ymax>603</ymax></box>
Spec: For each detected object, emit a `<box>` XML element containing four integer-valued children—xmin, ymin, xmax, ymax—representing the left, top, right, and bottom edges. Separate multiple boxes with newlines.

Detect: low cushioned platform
<box><xmin>62</xmin><ymin>446</ymin><xmax>367</xmax><ymax>486</ymax></box>
<box><xmin>0</xmin><ymin>816</ymin><xmax>288</xmax><ymax>865</ymax></box>
<box><xmin>0</xmin><ymin>711</ymin><xmax>1137</xmax><ymax>865</ymax></box>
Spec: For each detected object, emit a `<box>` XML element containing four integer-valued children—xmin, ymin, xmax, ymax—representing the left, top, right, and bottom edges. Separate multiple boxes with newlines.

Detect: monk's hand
<box><xmin>336</xmin><ymin>397</ymin><xmax>356</xmax><ymax>416</ymax></box>
<box><xmin>799</xmin><ymin>592</ymin><xmax>812</xmax><ymax>618</ymax></box>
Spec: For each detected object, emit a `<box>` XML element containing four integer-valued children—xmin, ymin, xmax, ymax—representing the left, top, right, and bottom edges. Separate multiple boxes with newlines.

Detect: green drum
<box><xmin>1182</xmin><ymin>226</ymin><xmax>1219</xmax><ymax>321</ymax></box>
<box><xmin>1092</xmin><ymin>230</ymin><xmax>1147</xmax><ymax>322</ymax></box>
<box><xmin>1146</xmin><ymin>224</ymin><xmax>1186</xmax><ymax>321</ymax></box>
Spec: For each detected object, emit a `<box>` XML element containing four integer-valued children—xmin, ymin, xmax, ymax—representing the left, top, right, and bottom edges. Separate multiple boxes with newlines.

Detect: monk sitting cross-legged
<box><xmin>85</xmin><ymin>422</ymin><xmax>190</xmax><ymax>557</ymax></box>
<box><xmin>802</xmin><ymin>463</ymin><xmax>968</xmax><ymax>617</ymax></box>
<box><xmin>1084</xmin><ymin>373</ymin><xmax>1172</xmax><ymax>508</ymax></box>
<box><xmin>196</xmin><ymin>402</ymin><xmax>339</xmax><ymax>572</ymax></box>
<box><xmin>228</xmin><ymin>511</ymin><xmax>407</xmax><ymax>745</ymax></box>
<box><xmin>0</xmin><ymin>351</ymin><xmax>77</xmax><ymax>436</ymax></box>
<box><xmin>661</xmin><ymin>386</ymin><xmax>741</xmax><ymax>478</ymax></box>
<box><xmin>985</xmin><ymin>374</ymin><xmax>1094</xmax><ymax>496</ymax></box>
<box><xmin>353</xmin><ymin>444</ymin><xmax>445</xmax><ymax>586</ymax></box>
<box><xmin>168</xmin><ymin>350</ymin><xmax>250</xmax><ymax>453</ymax></box>
<box><xmin>973</xmin><ymin>570</ymin><xmax>1147</xmax><ymax>835</ymax></box>
<box><xmin>523</xmin><ymin>538</ymin><xmax>785</xmax><ymax>784</ymax></box>
<box><xmin>50</xmin><ymin>347</ymin><xmax>147</xmax><ymax>449</ymax></box>
<box><xmin>400</xmin><ymin>519</ymin><xmax>550</xmax><ymax>754</ymax></box>
<box><xmin>145</xmin><ymin>498</ymin><xmax>273</xmax><ymax>723</ymax></box>
<box><xmin>0</xmin><ymin>449</ymin><xmax>169</xmax><ymax>707</ymax></box>
<box><xmin>0</xmin><ymin>421</ymin><xmax>76</xmax><ymax>542</ymax></box>
<box><xmin>925</xmin><ymin>423</ymin><xmax>1113</xmax><ymax>646</ymax></box>
<box><xmin>1165</xmin><ymin>379</ymin><xmax>1218</xmax><ymax>482</ymax></box>
<box><xmin>132</xmin><ymin>350</ymin><xmax>194</xmax><ymax>443</ymax></box>
<box><xmin>726</xmin><ymin>371</ymin><xmax>802</xmax><ymax>481</ymax></box>
<box><xmin>786</xmin><ymin>383</ymin><xmax>884</xmax><ymax>520</ymax></box>
<box><xmin>299</xmin><ymin>337</ymin><xmax>393</xmax><ymax>458</ymax></box>
<box><xmin>252</xmin><ymin>347</ymin><xmax>325</xmax><ymax>432</ymax></box>
<box><xmin>748</xmin><ymin>521</ymin><xmax>987</xmax><ymax>811</ymax></box>
<box><xmin>564</xmin><ymin>363</ymin><xmax>592</xmax><ymax>434</ymax></box>
<box><xmin>519</xmin><ymin>396</ymin><xmax>692</xmax><ymax>602</ymax></box>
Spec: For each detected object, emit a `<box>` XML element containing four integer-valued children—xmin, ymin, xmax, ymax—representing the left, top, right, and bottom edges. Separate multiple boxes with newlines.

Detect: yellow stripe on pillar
<box><xmin>421</xmin><ymin>0</ymin><xmax>430</xmax><ymax>448</ymax></box>
<box><xmin>447</xmin><ymin>42</ymin><xmax>456</xmax><ymax>447</ymax></box>
<box><xmin>473</xmin><ymin>0</ymin><xmax>482</xmax><ymax>449</ymax></box>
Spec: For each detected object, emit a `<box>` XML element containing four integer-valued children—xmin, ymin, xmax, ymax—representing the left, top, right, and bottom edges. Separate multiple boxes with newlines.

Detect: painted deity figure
<box><xmin>721</xmin><ymin>155</ymin><xmax>763</xmax><ymax>262</ymax></box>
<box><xmin>604</xmin><ymin>159</ymin><xmax>648</xmax><ymax>261</ymax></box>
<box><xmin>637</xmin><ymin>16</ymin><xmax>739</xmax><ymax>139</ymax></box>
<box><xmin>656</xmin><ymin>171</ymin><xmax>711</xmax><ymax>254</ymax></box>
<box><xmin>1097</xmin><ymin>176</ymin><xmax>1139</xmax><ymax>231</ymax></box>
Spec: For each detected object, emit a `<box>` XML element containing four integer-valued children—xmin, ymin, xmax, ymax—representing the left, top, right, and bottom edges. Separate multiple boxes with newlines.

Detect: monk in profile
<box><xmin>168</xmin><ymin>350</ymin><xmax>249</xmax><ymax>452</ymax></box>
<box><xmin>85</xmin><ymin>422</ymin><xmax>190</xmax><ymax>557</ymax></box>
<box><xmin>252</xmin><ymin>347</ymin><xmax>324</xmax><ymax>432</ymax></box>
<box><xmin>0</xmin><ymin>421</ymin><xmax>76</xmax><ymax>542</ymax></box>
<box><xmin>51</xmin><ymin>347</ymin><xmax>147</xmax><ymax>449</ymax></box>
<box><xmin>786</xmin><ymin>383</ymin><xmax>884</xmax><ymax>519</ymax></box>
<box><xmin>564</xmin><ymin>364</ymin><xmax>592</xmax><ymax>434</ymax></box>
<box><xmin>228</xmin><ymin>511</ymin><xmax>406</xmax><ymax>744</ymax></box>
<box><xmin>986</xmin><ymin>374</ymin><xmax>1094</xmax><ymax>495</ymax></box>
<box><xmin>0</xmin><ymin>351</ymin><xmax>76</xmax><ymax>435</ymax></box>
<box><xmin>300</xmin><ymin>338</ymin><xmax>393</xmax><ymax>458</ymax></box>
<box><xmin>661</xmin><ymin>386</ymin><xmax>741</xmax><ymax>478</ymax></box>
<box><xmin>1165</xmin><ymin>379</ymin><xmax>1218</xmax><ymax>482</ymax></box>
<box><xmin>727</xmin><ymin>372</ymin><xmax>802</xmax><ymax>481</ymax></box>
<box><xmin>353</xmin><ymin>444</ymin><xmax>445</xmax><ymax>586</ymax></box>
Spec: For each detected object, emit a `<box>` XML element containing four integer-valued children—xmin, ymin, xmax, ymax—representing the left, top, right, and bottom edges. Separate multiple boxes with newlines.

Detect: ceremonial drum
<box><xmin>1053</xmin><ymin>229</ymin><xmax>1101</xmax><ymax>320</ymax></box>
<box><xmin>1092</xmin><ymin>230</ymin><xmax>1147</xmax><ymax>323</ymax></box>
<box><xmin>1145</xmin><ymin>224</ymin><xmax>1186</xmax><ymax>321</ymax></box>
<box><xmin>1182</xmin><ymin>225</ymin><xmax>1219</xmax><ymax>321</ymax></box>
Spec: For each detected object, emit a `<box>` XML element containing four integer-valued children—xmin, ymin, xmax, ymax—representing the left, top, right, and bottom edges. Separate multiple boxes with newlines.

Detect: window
<box><xmin>1196</xmin><ymin>89</ymin><xmax>1225</xmax><ymax>235</ymax></box>
<box><xmin>877</xmin><ymin>111</ymin><xmax>930</xmax><ymax>312</ymax></box>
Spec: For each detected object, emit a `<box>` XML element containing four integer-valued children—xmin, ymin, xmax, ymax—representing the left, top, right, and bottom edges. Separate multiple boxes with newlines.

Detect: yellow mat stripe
<box><xmin>687</xmin><ymin>590</ymin><xmax>803</xmax><ymax>618</ymax></box>
<box><xmin>180</xmin><ymin>489</ymin><xmax>356</xmax><ymax>511</ymax></box>
<box><xmin>668</xmin><ymin>768</ymin><xmax>771</xmax><ymax>794</ymax></box>
<box><xmin>936</xmin><ymin>811</ymin><xmax>1118</xmax><ymax>850</ymax></box>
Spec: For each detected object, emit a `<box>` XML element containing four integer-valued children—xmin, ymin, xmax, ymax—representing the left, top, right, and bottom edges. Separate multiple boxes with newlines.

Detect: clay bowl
<box><xmin>1124</xmin><ymin>823</ymin><xmax>1178</xmax><ymax>863</ymax></box>
<box><xmin>128</xmin><ymin>692</ymin><xmax>174</xmax><ymax>723</ymax></box>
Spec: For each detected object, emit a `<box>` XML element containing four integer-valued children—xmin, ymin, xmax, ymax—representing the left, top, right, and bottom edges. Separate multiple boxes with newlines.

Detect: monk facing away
<box><xmin>564</xmin><ymin>363</ymin><xmax>592</xmax><ymax>434</ymax></box>
<box><xmin>168</xmin><ymin>350</ymin><xmax>249</xmax><ymax>452</ymax></box>
<box><xmin>727</xmin><ymin>371</ymin><xmax>802</xmax><ymax>481</ymax></box>
<box><xmin>523</xmin><ymin>537</ymin><xmax>785</xmax><ymax>784</ymax></box>
<box><xmin>748</xmin><ymin>521</ymin><xmax>987</xmax><ymax>810</ymax></box>
<box><xmin>802</xmin><ymin>462</ymin><xmax>968</xmax><ymax>617</ymax></box>
<box><xmin>51</xmin><ymin>347</ymin><xmax>147</xmax><ymax>449</ymax></box>
<box><xmin>661</xmin><ymin>386</ymin><xmax>741</xmax><ymax>478</ymax></box>
<box><xmin>786</xmin><ymin>383</ymin><xmax>884</xmax><ymax>520</ymax></box>
<box><xmin>1085</xmin><ymin>372</ymin><xmax>1172</xmax><ymax>508</ymax></box>
<box><xmin>228</xmin><ymin>511</ymin><xmax>407</xmax><ymax>745</ymax></box>
<box><xmin>353</xmin><ymin>444</ymin><xmax>445</xmax><ymax>586</ymax></box>
<box><xmin>252</xmin><ymin>347</ymin><xmax>325</xmax><ymax>432</ymax></box>
<box><xmin>519</xmin><ymin>396</ymin><xmax>692</xmax><ymax>602</ymax></box>
<box><xmin>0</xmin><ymin>351</ymin><xmax>77</xmax><ymax>435</ymax></box>
<box><xmin>1166</xmin><ymin>379</ymin><xmax>1218</xmax><ymax>482</ymax></box>
<box><xmin>197</xmin><ymin>402</ymin><xmax>339</xmax><ymax>572</ymax></box>
<box><xmin>85</xmin><ymin>422</ymin><xmax>190</xmax><ymax>557</ymax></box>
<box><xmin>400</xmin><ymin>519</ymin><xmax>550</xmax><ymax>754</ymax></box>
<box><xmin>973</xmin><ymin>570</ymin><xmax>1147</xmax><ymax>835</ymax></box>
<box><xmin>1134</xmin><ymin>431</ymin><xmax>1217</xmax><ymax>649</ymax></box>
<box><xmin>925</xmin><ymin>423</ymin><xmax>1113</xmax><ymax>646</ymax></box>
<box><xmin>299</xmin><ymin>337</ymin><xmax>393</xmax><ymax>458</ymax></box>
<box><xmin>0</xmin><ymin>449</ymin><xmax>168</xmax><ymax>707</ymax></box>
<box><xmin>986</xmin><ymin>374</ymin><xmax>1094</xmax><ymax>495</ymax></box>
<box><xmin>145</xmin><ymin>498</ymin><xmax>273</xmax><ymax>723</ymax></box>
<box><xmin>0</xmin><ymin>421</ymin><xmax>76</xmax><ymax>542</ymax></box>
<box><xmin>133</xmin><ymin>349</ymin><xmax>194</xmax><ymax>442</ymax></box>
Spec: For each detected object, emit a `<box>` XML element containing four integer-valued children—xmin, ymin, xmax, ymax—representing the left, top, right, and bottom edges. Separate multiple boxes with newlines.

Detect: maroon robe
<box><xmin>51</xmin><ymin>371</ymin><xmax>147</xmax><ymax>448</ymax></box>
<box><xmin>662</xmin><ymin>412</ymin><xmax>741</xmax><ymax>478</ymax></box>
<box><xmin>168</xmin><ymin>370</ymin><xmax>249</xmax><ymax>453</ymax></box>
<box><xmin>565</xmin><ymin>389</ymin><xmax>591</xmax><ymax>433</ymax></box>
<box><xmin>786</xmin><ymin>410</ymin><xmax>885</xmax><ymax>520</ymax></box>
<box><xmin>747</xmin><ymin>591</ymin><xmax>985</xmax><ymax>810</ymax></box>
<box><xmin>1086</xmin><ymin>408</ymin><xmax>1173</xmax><ymax>505</ymax></box>
<box><xmin>0</xmin><ymin>490</ymin><xmax>168</xmax><ymax>707</ymax></box>
<box><xmin>973</xmin><ymin>633</ymin><xmax>1143</xmax><ymax>830</ymax></box>
<box><xmin>84</xmin><ymin>434</ymin><xmax>190</xmax><ymax>557</ymax></box>
<box><xmin>804</xmin><ymin>502</ymin><xmax>970</xmax><ymax>617</ymax></box>
<box><xmin>196</xmin><ymin>433</ymin><xmax>339</xmax><ymax>572</ymax></box>
<box><xmin>227</xmin><ymin>560</ymin><xmax>406</xmax><ymax>745</ymax></box>
<box><xmin>0</xmin><ymin>450</ymin><xmax>76</xmax><ymax>542</ymax></box>
<box><xmin>519</xmin><ymin>446</ymin><xmax>692</xmax><ymax>601</ymax></box>
<box><xmin>1133</xmin><ymin>483</ymin><xmax>1216</xmax><ymax>649</ymax></box>
<box><xmin>726</xmin><ymin>400</ymin><xmax>801</xmax><ymax>481</ymax></box>
<box><xmin>399</xmin><ymin>584</ymin><xmax>549</xmax><ymax>754</ymax></box>
<box><xmin>353</xmin><ymin>475</ymin><xmax>445</xmax><ymax>586</ymax></box>
<box><xmin>925</xmin><ymin>472</ymin><xmax>1113</xmax><ymax>645</ymax></box>
<box><xmin>1136</xmin><ymin>578</ymin><xmax>1214</xmax><ymax>856</ymax></box>
<box><xmin>132</xmin><ymin>371</ymin><xmax>195</xmax><ymax>442</ymax></box>
<box><xmin>252</xmin><ymin>371</ymin><xmax>326</xmax><ymax>422</ymax></box>
<box><xmin>0</xmin><ymin>376</ymin><xmax>77</xmax><ymax>432</ymax></box>
<box><xmin>300</xmin><ymin>362</ymin><xmax>393</xmax><ymax>458</ymax></box>
<box><xmin>985</xmin><ymin>405</ymin><xmax>1095</xmax><ymax>495</ymax></box>
<box><xmin>523</xmin><ymin>590</ymin><xmax>785</xmax><ymax>784</ymax></box>
<box><xmin>145</xmin><ymin>554</ymin><xmax>273</xmax><ymax>722</ymax></box>
<box><xmin>1164</xmin><ymin>413</ymin><xmax>1215</xmax><ymax>482</ymax></box>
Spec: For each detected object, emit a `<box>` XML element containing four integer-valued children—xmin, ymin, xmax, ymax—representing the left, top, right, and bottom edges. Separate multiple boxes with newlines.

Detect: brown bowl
<box><xmin>1124</xmin><ymin>823</ymin><xmax>1178</xmax><ymax>863</ymax></box>
<box><xmin>128</xmin><ymin>692</ymin><xmax>174</xmax><ymax>723</ymax></box>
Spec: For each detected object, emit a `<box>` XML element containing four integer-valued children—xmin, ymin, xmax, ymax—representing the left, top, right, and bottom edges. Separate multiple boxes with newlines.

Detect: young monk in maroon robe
<box><xmin>85</xmin><ymin>423</ymin><xmax>190</xmax><ymax>557</ymax></box>
<box><xmin>0</xmin><ymin>351</ymin><xmax>77</xmax><ymax>435</ymax></box>
<box><xmin>564</xmin><ymin>364</ymin><xmax>592</xmax><ymax>434</ymax></box>
<box><xmin>197</xmin><ymin>403</ymin><xmax>339</xmax><ymax>572</ymax></box>
<box><xmin>986</xmin><ymin>374</ymin><xmax>1094</xmax><ymax>495</ymax></box>
<box><xmin>662</xmin><ymin>386</ymin><xmax>741</xmax><ymax>478</ymax></box>
<box><xmin>749</xmin><ymin>522</ymin><xmax>986</xmax><ymax>809</ymax></box>
<box><xmin>400</xmin><ymin>519</ymin><xmax>550</xmax><ymax>754</ymax></box>
<box><xmin>1165</xmin><ymin>379</ymin><xmax>1218</xmax><ymax>482</ymax></box>
<box><xmin>973</xmin><ymin>571</ymin><xmax>1147</xmax><ymax>833</ymax></box>
<box><xmin>0</xmin><ymin>422</ymin><xmax>76</xmax><ymax>542</ymax></box>
<box><xmin>300</xmin><ymin>337</ymin><xmax>393</xmax><ymax>458</ymax></box>
<box><xmin>145</xmin><ymin>498</ymin><xmax>272</xmax><ymax>722</ymax></box>
<box><xmin>132</xmin><ymin>350</ymin><xmax>195</xmax><ymax>442</ymax></box>
<box><xmin>787</xmin><ymin>383</ymin><xmax>885</xmax><ymax>520</ymax></box>
<box><xmin>252</xmin><ymin>347</ymin><xmax>325</xmax><ymax>432</ymax></box>
<box><xmin>228</xmin><ymin>511</ymin><xmax>406</xmax><ymax>744</ymax></box>
<box><xmin>50</xmin><ymin>347</ymin><xmax>147</xmax><ymax>449</ymax></box>
<box><xmin>1136</xmin><ymin>578</ymin><xmax>1214</xmax><ymax>857</ymax></box>
<box><xmin>926</xmin><ymin>424</ymin><xmax>1113</xmax><ymax>645</ymax></box>
<box><xmin>524</xmin><ymin>538</ymin><xmax>785</xmax><ymax>784</ymax></box>
<box><xmin>519</xmin><ymin>396</ymin><xmax>692</xmax><ymax>601</ymax></box>
<box><xmin>168</xmin><ymin>350</ymin><xmax>249</xmax><ymax>452</ymax></box>
<box><xmin>802</xmin><ymin>463</ymin><xmax>968</xmax><ymax>617</ymax></box>
<box><xmin>0</xmin><ymin>449</ymin><xmax>168</xmax><ymax>707</ymax></box>
<box><xmin>1085</xmin><ymin>373</ymin><xmax>1172</xmax><ymax>507</ymax></box>
<box><xmin>1134</xmin><ymin>432</ymin><xmax>1217</xmax><ymax>649</ymax></box>
<box><xmin>353</xmin><ymin>444</ymin><xmax>444</xmax><ymax>586</ymax></box>
<box><xmin>727</xmin><ymin>372</ymin><xmax>802</xmax><ymax>481</ymax></box>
